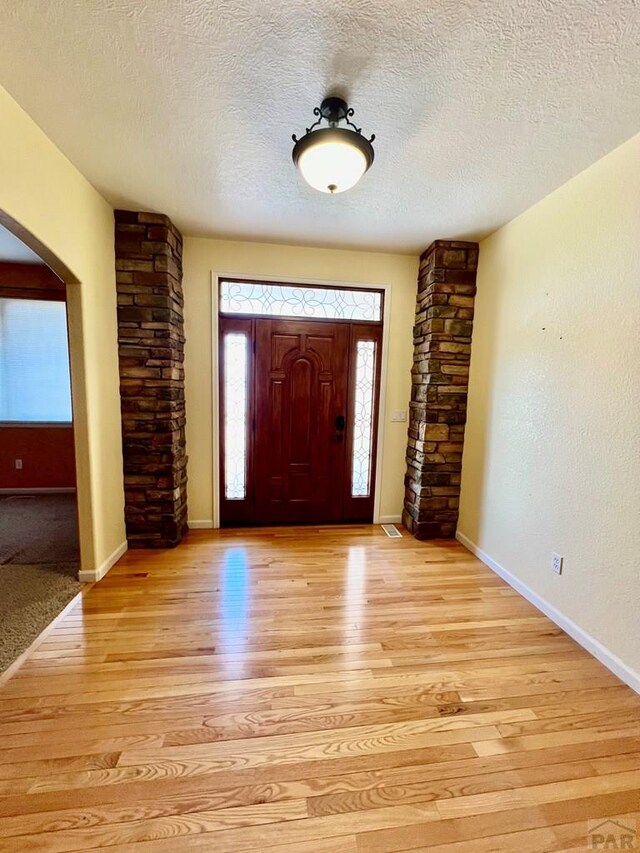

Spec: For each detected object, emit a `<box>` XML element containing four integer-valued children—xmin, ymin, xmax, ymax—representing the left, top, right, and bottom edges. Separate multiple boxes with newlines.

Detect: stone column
<box><xmin>114</xmin><ymin>210</ymin><xmax>188</xmax><ymax>548</ymax></box>
<box><xmin>403</xmin><ymin>240</ymin><xmax>478</xmax><ymax>539</ymax></box>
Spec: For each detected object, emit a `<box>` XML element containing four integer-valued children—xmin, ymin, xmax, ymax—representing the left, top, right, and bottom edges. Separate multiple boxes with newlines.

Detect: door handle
<box><xmin>335</xmin><ymin>415</ymin><xmax>345</xmax><ymax>431</ymax></box>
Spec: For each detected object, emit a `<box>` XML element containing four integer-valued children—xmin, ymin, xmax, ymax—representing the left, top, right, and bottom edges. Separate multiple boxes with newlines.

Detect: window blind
<box><xmin>0</xmin><ymin>297</ymin><xmax>72</xmax><ymax>422</ymax></box>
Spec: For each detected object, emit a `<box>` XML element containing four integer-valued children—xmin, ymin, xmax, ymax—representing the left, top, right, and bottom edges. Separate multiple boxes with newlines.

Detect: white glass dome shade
<box><xmin>292</xmin><ymin>127</ymin><xmax>374</xmax><ymax>194</ymax></box>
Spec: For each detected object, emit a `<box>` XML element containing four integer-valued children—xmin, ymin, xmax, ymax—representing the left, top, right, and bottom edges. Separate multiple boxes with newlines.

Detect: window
<box><xmin>0</xmin><ymin>298</ymin><xmax>72</xmax><ymax>422</ymax></box>
<box><xmin>220</xmin><ymin>280</ymin><xmax>382</xmax><ymax>322</ymax></box>
<box><xmin>223</xmin><ymin>332</ymin><xmax>248</xmax><ymax>500</ymax></box>
<box><xmin>351</xmin><ymin>340</ymin><xmax>376</xmax><ymax>498</ymax></box>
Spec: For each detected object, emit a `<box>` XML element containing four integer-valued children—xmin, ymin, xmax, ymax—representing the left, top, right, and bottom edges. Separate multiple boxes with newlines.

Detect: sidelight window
<box><xmin>220</xmin><ymin>280</ymin><xmax>382</xmax><ymax>322</ymax></box>
<box><xmin>351</xmin><ymin>340</ymin><xmax>376</xmax><ymax>498</ymax></box>
<box><xmin>223</xmin><ymin>332</ymin><xmax>248</xmax><ymax>500</ymax></box>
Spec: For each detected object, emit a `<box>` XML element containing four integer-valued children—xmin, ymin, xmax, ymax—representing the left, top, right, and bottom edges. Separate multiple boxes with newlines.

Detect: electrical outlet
<box><xmin>391</xmin><ymin>410</ymin><xmax>407</xmax><ymax>422</ymax></box>
<box><xmin>15</xmin><ymin>459</ymin><xmax>23</xmax><ymax>470</ymax></box>
<box><xmin>551</xmin><ymin>552</ymin><xmax>563</xmax><ymax>575</ymax></box>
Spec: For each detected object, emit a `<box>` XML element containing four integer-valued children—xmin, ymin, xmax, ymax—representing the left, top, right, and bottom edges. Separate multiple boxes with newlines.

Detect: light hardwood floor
<box><xmin>0</xmin><ymin>525</ymin><xmax>638</xmax><ymax>852</ymax></box>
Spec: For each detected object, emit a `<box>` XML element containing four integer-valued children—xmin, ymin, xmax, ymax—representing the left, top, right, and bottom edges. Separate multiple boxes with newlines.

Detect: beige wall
<box><xmin>0</xmin><ymin>83</ymin><xmax>125</xmax><ymax>571</ymax></box>
<box><xmin>183</xmin><ymin>237</ymin><xmax>418</xmax><ymax>524</ymax></box>
<box><xmin>459</xmin><ymin>134</ymin><xmax>640</xmax><ymax>679</ymax></box>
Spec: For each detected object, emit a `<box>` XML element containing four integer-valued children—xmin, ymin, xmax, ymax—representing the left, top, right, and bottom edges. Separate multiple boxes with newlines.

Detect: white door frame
<box><xmin>210</xmin><ymin>271</ymin><xmax>392</xmax><ymax>527</ymax></box>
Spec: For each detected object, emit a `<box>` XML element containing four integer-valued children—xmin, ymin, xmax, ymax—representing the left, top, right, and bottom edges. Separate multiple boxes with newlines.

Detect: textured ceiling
<box><xmin>0</xmin><ymin>224</ymin><xmax>41</xmax><ymax>263</ymax></box>
<box><xmin>1</xmin><ymin>0</ymin><xmax>639</xmax><ymax>253</ymax></box>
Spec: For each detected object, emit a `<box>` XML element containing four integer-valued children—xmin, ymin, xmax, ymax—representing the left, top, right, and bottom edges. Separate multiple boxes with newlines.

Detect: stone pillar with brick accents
<box><xmin>114</xmin><ymin>210</ymin><xmax>188</xmax><ymax>548</ymax></box>
<box><xmin>403</xmin><ymin>240</ymin><xmax>478</xmax><ymax>539</ymax></box>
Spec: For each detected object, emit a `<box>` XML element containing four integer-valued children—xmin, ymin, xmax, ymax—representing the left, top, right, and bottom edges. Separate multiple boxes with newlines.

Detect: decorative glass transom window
<box><xmin>220</xmin><ymin>280</ymin><xmax>382</xmax><ymax>322</ymax></box>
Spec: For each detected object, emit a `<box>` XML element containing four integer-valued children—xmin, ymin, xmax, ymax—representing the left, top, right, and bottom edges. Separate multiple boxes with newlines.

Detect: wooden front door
<box><xmin>219</xmin><ymin>314</ymin><xmax>382</xmax><ymax>527</ymax></box>
<box><xmin>254</xmin><ymin>318</ymin><xmax>349</xmax><ymax>524</ymax></box>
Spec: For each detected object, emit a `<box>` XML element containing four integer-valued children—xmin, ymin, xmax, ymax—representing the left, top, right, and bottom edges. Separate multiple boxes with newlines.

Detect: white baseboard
<box><xmin>78</xmin><ymin>540</ymin><xmax>128</xmax><ymax>583</ymax></box>
<box><xmin>0</xmin><ymin>487</ymin><xmax>76</xmax><ymax>495</ymax></box>
<box><xmin>377</xmin><ymin>514</ymin><xmax>402</xmax><ymax>524</ymax></box>
<box><xmin>456</xmin><ymin>530</ymin><xmax>640</xmax><ymax>695</ymax></box>
<box><xmin>188</xmin><ymin>519</ymin><xmax>214</xmax><ymax>529</ymax></box>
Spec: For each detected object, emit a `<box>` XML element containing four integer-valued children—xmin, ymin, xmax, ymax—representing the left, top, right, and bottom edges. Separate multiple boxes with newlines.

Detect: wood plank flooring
<box><xmin>0</xmin><ymin>525</ymin><xmax>638</xmax><ymax>852</ymax></box>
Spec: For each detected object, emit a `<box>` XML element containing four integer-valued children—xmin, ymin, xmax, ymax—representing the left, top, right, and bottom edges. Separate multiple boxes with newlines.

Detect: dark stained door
<box><xmin>253</xmin><ymin>319</ymin><xmax>349</xmax><ymax>524</ymax></box>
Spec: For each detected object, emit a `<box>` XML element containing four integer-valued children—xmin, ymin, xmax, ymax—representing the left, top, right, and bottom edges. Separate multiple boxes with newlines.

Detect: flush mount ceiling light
<box><xmin>292</xmin><ymin>97</ymin><xmax>375</xmax><ymax>194</ymax></box>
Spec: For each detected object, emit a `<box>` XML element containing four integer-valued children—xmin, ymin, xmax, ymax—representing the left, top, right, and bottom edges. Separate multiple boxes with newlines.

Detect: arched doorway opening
<box><xmin>0</xmin><ymin>210</ymin><xmax>95</xmax><ymax>572</ymax></box>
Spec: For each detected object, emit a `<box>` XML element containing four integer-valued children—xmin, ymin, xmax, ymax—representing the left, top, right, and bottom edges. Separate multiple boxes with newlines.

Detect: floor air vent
<box><xmin>381</xmin><ymin>524</ymin><xmax>402</xmax><ymax>538</ymax></box>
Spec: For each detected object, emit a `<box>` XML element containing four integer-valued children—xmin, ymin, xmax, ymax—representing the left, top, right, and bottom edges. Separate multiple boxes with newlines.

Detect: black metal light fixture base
<box><xmin>319</xmin><ymin>97</ymin><xmax>349</xmax><ymax>125</ymax></box>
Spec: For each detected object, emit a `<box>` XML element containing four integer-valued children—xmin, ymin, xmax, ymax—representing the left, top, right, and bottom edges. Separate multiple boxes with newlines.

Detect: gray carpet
<box><xmin>0</xmin><ymin>562</ymin><xmax>82</xmax><ymax>672</ymax></box>
<box><xmin>0</xmin><ymin>494</ymin><xmax>81</xmax><ymax>672</ymax></box>
<box><xmin>0</xmin><ymin>494</ymin><xmax>80</xmax><ymax>564</ymax></box>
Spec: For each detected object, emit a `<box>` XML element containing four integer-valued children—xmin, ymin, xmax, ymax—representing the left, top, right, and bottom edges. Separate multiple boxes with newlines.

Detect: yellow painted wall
<box><xmin>459</xmin><ymin>133</ymin><xmax>640</xmax><ymax>677</ymax></box>
<box><xmin>183</xmin><ymin>237</ymin><xmax>418</xmax><ymax>524</ymax></box>
<box><xmin>0</xmin><ymin>84</ymin><xmax>125</xmax><ymax>570</ymax></box>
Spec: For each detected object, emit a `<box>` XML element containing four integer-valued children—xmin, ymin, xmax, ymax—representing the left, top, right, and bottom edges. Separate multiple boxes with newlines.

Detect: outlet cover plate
<box><xmin>551</xmin><ymin>552</ymin><xmax>563</xmax><ymax>575</ymax></box>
